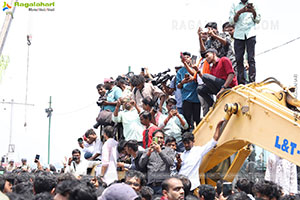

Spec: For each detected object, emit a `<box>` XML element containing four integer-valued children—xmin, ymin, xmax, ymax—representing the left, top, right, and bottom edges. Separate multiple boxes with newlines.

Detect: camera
<box><xmin>96</xmin><ymin>96</ymin><xmax>107</xmax><ymax>107</ymax></box>
<box><xmin>72</xmin><ymin>156</ymin><xmax>79</xmax><ymax>162</ymax></box>
<box><xmin>151</xmin><ymin>69</ymin><xmax>174</xmax><ymax>90</ymax></box>
<box><xmin>247</xmin><ymin>3</ymin><xmax>253</xmax><ymax>8</ymax></box>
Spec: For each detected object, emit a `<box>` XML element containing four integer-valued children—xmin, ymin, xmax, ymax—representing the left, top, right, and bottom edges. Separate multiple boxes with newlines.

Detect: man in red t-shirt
<box><xmin>196</xmin><ymin>48</ymin><xmax>238</xmax><ymax>109</ymax></box>
<box><xmin>139</xmin><ymin>111</ymin><xmax>159</xmax><ymax>149</ymax></box>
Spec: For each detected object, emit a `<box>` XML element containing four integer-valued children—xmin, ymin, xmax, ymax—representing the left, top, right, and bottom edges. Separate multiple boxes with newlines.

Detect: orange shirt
<box><xmin>193</xmin><ymin>58</ymin><xmax>211</xmax><ymax>80</ymax></box>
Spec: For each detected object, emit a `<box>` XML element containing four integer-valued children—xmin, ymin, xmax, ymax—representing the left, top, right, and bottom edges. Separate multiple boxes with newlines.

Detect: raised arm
<box><xmin>198</xmin><ymin>27</ymin><xmax>206</xmax><ymax>53</ymax></box>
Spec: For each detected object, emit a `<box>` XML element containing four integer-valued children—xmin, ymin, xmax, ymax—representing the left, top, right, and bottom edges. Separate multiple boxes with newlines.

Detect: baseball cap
<box><xmin>104</xmin><ymin>78</ymin><xmax>114</xmax><ymax>83</ymax></box>
<box><xmin>99</xmin><ymin>183</ymin><xmax>139</xmax><ymax>200</ymax></box>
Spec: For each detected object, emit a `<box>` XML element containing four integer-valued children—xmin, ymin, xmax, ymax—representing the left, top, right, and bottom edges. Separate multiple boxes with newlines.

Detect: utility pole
<box><xmin>45</xmin><ymin>96</ymin><xmax>53</xmax><ymax>164</ymax></box>
<box><xmin>0</xmin><ymin>0</ymin><xmax>17</xmax><ymax>57</ymax></box>
<box><xmin>0</xmin><ymin>99</ymin><xmax>34</xmax><ymax>161</ymax></box>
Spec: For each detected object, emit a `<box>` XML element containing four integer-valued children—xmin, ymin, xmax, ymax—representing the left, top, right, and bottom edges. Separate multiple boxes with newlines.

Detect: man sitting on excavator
<box><xmin>196</xmin><ymin>48</ymin><xmax>238</xmax><ymax>112</ymax></box>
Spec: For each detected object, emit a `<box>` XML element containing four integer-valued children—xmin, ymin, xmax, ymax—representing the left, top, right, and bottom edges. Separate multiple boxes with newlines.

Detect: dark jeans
<box><xmin>149</xmin><ymin>184</ymin><xmax>162</xmax><ymax>195</ymax></box>
<box><xmin>182</xmin><ymin>100</ymin><xmax>201</xmax><ymax>130</ymax></box>
<box><xmin>234</xmin><ymin>36</ymin><xmax>256</xmax><ymax>84</ymax></box>
<box><xmin>197</xmin><ymin>74</ymin><xmax>225</xmax><ymax>108</ymax></box>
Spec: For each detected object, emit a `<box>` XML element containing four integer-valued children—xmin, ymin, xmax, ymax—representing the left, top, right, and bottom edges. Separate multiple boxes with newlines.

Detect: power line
<box><xmin>55</xmin><ymin>102</ymin><xmax>95</xmax><ymax>116</ymax></box>
<box><xmin>256</xmin><ymin>36</ymin><xmax>300</xmax><ymax>56</ymax></box>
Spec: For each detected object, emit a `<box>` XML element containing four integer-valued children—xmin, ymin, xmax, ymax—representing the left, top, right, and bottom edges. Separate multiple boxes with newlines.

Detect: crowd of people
<box><xmin>1</xmin><ymin>0</ymin><xmax>299</xmax><ymax>199</ymax></box>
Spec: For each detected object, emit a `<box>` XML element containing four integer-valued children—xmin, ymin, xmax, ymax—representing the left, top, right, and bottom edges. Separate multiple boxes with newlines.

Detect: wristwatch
<box><xmin>221</xmin><ymin>85</ymin><xmax>226</xmax><ymax>89</ymax></box>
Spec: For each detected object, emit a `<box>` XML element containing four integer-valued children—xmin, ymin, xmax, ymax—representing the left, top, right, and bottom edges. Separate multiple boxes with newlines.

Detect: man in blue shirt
<box><xmin>176</xmin><ymin>52</ymin><xmax>201</xmax><ymax>130</ymax></box>
<box><xmin>229</xmin><ymin>0</ymin><xmax>261</xmax><ymax>84</ymax></box>
<box><xmin>103</xmin><ymin>78</ymin><xmax>123</xmax><ymax>112</ymax></box>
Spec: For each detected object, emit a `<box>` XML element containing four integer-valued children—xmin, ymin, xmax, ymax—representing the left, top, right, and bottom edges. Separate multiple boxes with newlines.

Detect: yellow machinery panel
<box><xmin>193</xmin><ymin>78</ymin><xmax>300</xmax><ymax>185</ymax></box>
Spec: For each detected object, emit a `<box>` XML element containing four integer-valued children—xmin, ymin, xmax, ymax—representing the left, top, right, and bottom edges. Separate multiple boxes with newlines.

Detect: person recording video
<box><xmin>64</xmin><ymin>149</ymin><xmax>100</xmax><ymax>177</ymax></box>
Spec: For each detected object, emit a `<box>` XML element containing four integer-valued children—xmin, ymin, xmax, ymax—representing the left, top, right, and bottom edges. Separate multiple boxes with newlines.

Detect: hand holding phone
<box><xmin>34</xmin><ymin>154</ymin><xmax>40</xmax><ymax>163</ymax></box>
<box><xmin>222</xmin><ymin>182</ymin><xmax>232</xmax><ymax>197</ymax></box>
<box><xmin>77</xmin><ymin>138</ymin><xmax>83</xmax><ymax>144</ymax></box>
<box><xmin>191</xmin><ymin>55</ymin><xmax>197</xmax><ymax>65</ymax></box>
<box><xmin>152</xmin><ymin>136</ymin><xmax>158</xmax><ymax>144</ymax></box>
<box><xmin>180</xmin><ymin>52</ymin><xmax>186</xmax><ymax>62</ymax></box>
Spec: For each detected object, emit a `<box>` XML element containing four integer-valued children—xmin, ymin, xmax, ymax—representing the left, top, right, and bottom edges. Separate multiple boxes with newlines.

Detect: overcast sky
<box><xmin>0</xmin><ymin>0</ymin><xmax>299</xmax><ymax>167</ymax></box>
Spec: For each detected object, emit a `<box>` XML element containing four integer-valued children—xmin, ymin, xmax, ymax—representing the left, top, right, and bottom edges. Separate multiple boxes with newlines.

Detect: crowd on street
<box><xmin>1</xmin><ymin>1</ymin><xmax>299</xmax><ymax>200</ymax></box>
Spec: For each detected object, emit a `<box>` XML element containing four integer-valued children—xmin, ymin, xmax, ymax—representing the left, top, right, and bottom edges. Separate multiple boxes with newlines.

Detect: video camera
<box><xmin>151</xmin><ymin>68</ymin><xmax>174</xmax><ymax>89</ymax></box>
<box><xmin>96</xmin><ymin>96</ymin><xmax>107</xmax><ymax>107</ymax></box>
<box><xmin>72</xmin><ymin>156</ymin><xmax>79</xmax><ymax>162</ymax></box>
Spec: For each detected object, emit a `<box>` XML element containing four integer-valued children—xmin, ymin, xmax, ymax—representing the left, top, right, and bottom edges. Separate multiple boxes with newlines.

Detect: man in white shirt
<box><xmin>177</xmin><ymin>120</ymin><xmax>224</xmax><ymax>191</ymax></box>
<box><xmin>99</xmin><ymin>126</ymin><xmax>119</xmax><ymax>185</ymax></box>
<box><xmin>65</xmin><ymin>149</ymin><xmax>100</xmax><ymax>178</ymax></box>
<box><xmin>83</xmin><ymin>129</ymin><xmax>103</xmax><ymax>161</ymax></box>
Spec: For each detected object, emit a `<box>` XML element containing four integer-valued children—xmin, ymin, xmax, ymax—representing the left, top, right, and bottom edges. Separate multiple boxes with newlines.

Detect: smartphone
<box><xmin>180</xmin><ymin>52</ymin><xmax>186</xmax><ymax>62</ymax></box>
<box><xmin>83</xmin><ymin>135</ymin><xmax>88</xmax><ymax>141</ymax></box>
<box><xmin>34</xmin><ymin>154</ymin><xmax>40</xmax><ymax>163</ymax></box>
<box><xmin>153</xmin><ymin>137</ymin><xmax>158</xmax><ymax>143</ymax></box>
<box><xmin>78</xmin><ymin>138</ymin><xmax>83</xmax><ymax>144</ymax></box>
<box><xmin>191</xmin><ymin>55</ymin><xmax>197</xmax><ymax>65</ymax></box>
<box><xmin>141</xmin><ymin>68</ymin><xmax>145</xmax><ymax>73</ymax></box>
<box><xmin>1</xmin><ymin>157</ymin><xmax>4</xmax><ymax>163</ymax></box>
<box><xmin>222</xmin><ymin>182</ymin><xmax>232</xmax><ymax>197</ymax></box>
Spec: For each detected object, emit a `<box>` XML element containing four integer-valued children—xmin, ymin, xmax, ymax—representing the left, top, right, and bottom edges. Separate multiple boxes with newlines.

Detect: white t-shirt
<box><xmin>102</xmin><ymin>138</ymin><xmax>119</xmax><ymax>185</ymax></box>
<box><xmin>66</xmin><ymin>159</ymin><xmax>101</xmax><ymax>177</ymax></box>
<box><xmin>179</xmin><ymin>139</ymin><xmax>217</xmax><ymax>190</ymax></box>
<box><xmin>83</xmin><ymin>138</ymin><xmax>103</xmax><ymax>160</ymax></box>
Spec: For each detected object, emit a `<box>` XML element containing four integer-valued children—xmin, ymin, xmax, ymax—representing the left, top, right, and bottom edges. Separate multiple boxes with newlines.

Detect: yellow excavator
<box><xmin>193</xmin><ymin>77</ymin><xmax>300</xmax><ymax>185</ymax></box>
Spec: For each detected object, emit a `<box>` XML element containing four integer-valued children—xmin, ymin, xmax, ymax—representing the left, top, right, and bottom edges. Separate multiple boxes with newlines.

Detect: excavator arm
<box><xmin>193</xmin><ymin>77</ymin><xmax>300</xmax><ymax>185</ymax></box>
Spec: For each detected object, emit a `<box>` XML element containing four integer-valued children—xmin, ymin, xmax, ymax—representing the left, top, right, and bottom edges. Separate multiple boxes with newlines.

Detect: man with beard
<box><xmin>139</xmin><ymin>130</ymin><xmax>175</xmax><ymax>195</ymax></box>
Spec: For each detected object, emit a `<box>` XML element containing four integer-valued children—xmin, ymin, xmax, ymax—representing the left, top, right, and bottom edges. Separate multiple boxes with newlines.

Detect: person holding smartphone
<box><xmin>65</xmin><ymin>149</ymin><xmax>101</xmax><ymax>178</ymax></box>
<box><xmin>229</xmin><ymin>0</ymin><xmax>261</xmax><ymax>84</ymax></box>
<box><xmin>177</xmin><ymin>52</ymin><xmax>201</xmax><ymax>131</ymax></box>
<box><xmin>158</xmin><ymin>98</ymin><xmax>188</xmax><ymax>152</ymax></box>
<box><xmin>139</xmin><ymin>129</ymin><xmax>175</xmax><ymax>195</ymax></box>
